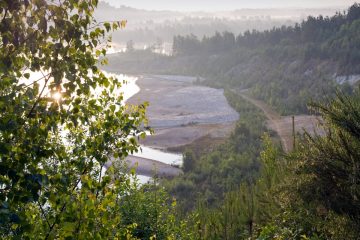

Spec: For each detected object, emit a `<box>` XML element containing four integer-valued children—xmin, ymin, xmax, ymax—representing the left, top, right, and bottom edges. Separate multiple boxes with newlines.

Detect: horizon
<box><xmin>101</xmin><ymin>0</ymin><xmax>355</xmax><ymax>12</ymax></box>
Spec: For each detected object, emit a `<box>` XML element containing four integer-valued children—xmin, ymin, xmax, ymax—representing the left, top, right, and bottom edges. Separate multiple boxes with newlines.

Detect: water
<box><xmin>136</xmin><ymin>175</ymin><xmax>152</xmax><ymax>184</ymax></box>
<box><xmin>102</xmin><ymin>72</ymin><xmax>183</xmax><ymax>183</ymax></box>
<box><xmin>101</xmin><ymin>72</ymin><xmax>140</xmax><ymax>102</ymax></box>
<box><xmin>26</xmin><ymin>70</ymin><xmax>183</xmax><ymax>183</ymax></box>
<box><xmin>134</xmin><ymin>146</ymin><xmax>182</xmax><ymax>166</ymax></box>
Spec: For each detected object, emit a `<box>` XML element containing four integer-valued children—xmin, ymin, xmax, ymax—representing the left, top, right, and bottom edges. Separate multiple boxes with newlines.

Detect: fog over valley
<box><xmin>95</xmin><ymin>1</ymin><xmax>349</xmax><ymax>51</ymax></box>
<box><xmin>102</xmin><ymin>0</ymin><xmax>354</xmax><ymax>11</ymax></box>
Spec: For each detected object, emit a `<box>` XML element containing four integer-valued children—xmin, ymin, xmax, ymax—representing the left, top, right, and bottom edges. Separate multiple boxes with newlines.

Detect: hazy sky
<box><xmin>102</xmin><ymin>0</ymin><xmax>355</xmax><ymax>11</ymax></box>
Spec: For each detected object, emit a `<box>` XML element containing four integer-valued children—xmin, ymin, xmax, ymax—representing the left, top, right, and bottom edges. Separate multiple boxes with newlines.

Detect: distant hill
<box><xmin>105</xmin><ymin>3</ymin><xmax>360</xmax><ymax>114</ymax></box>
<box><xmin>100</xmin><ymin>0</ymin><xmax>353</xmax><ymax>11</ymax></box>
<box><xmin>95</xmin><ymin>2</ymin><xmax>346</xmax><ymax>47</ymax></box>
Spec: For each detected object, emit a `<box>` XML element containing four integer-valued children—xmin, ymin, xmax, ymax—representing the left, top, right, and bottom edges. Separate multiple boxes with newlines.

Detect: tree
<box><xmin>297</xmin><ymin>90</ymin><xmax>360</xmax><ymax>221</ymax></box>
<box><xmin>0</xmin><ymin>1</ymin><xmax>149</xmax><ymax>238</ymax></box>
<box><xmin>347</xmin><ymin>3</ymin><xmax>360</xmax><ymax>22</ymax></box>
<box><xmin>119</xmin><ymin>178</ymin><xmax>193</xmax><ymax>239</ymax></box>
<box><xmin>258</xmin><ymin>91</ymin><xmax>360</xmax><ymax>239</ymax></box>
<box><xmin>182</xmin><ymin>150</ymin><xmax>195</xmax><ymax>172</ymax></box>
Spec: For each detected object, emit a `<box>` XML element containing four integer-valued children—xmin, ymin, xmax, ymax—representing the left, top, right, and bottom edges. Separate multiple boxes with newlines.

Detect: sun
<box><xmin>52</xmin><ymin>92</ymin><xmax>62</xmax><ymax>101</ymax></box>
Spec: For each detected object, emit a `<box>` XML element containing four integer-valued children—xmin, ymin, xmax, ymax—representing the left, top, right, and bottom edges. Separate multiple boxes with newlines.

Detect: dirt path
<box><xmin>238</xmin><ymin>93</ymin><xmax>293</xmax><ymax>152</ymax></box>
<box><xmin>238</xmin><ymin>91</ymin><xmax>322</xmax><ymax>153</ymax></box>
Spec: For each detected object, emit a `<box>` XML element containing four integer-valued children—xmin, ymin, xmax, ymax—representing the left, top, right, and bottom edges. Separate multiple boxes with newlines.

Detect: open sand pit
<box><xmin>127</xmin><ymin>75</ymin><xmax>239</xmax><ymax>149</ymax></box>
<box><xmin>105</xmin><ymin>74</ymin><xmax>239</xmax><ymax>179</ymax></box>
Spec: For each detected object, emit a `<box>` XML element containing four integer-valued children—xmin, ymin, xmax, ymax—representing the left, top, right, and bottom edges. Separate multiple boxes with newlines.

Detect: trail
<box><xmin>237</xmin><ymin>91</ymin><xmax>322</xmax><ymax>153</ymax></box>
<box><xmin>238</xmin><ymin>92</ymin><xmax>293</xmax><ymax>152</ymax></box>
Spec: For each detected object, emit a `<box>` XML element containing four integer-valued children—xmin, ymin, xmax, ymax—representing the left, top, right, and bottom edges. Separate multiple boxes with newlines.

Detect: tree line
<box><xmin>107</xmin><ymin>3</ymin><xmax>360</xmax><ymax>114</ymax></box>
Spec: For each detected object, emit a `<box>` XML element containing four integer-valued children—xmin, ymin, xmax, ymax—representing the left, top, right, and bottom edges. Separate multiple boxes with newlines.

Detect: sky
<box><xmin>102</xmin><ymin>0</ymin><xmax>356</xmax><ymax>11</ymax></box>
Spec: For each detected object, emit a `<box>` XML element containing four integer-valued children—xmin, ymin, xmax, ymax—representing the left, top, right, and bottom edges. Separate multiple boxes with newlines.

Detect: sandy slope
<box><xmin>126</xmin><ymin>156</ymin><xmax>182</xmax><ymax>178</ymax></box>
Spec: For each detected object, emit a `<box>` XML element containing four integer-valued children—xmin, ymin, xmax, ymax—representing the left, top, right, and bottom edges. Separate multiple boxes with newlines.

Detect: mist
<box><xmin>102</xmin><ymin>0</ymin><xmax>354</xmax><ymax>11</ymax></box>
<box><xmin>95</xmin><ymin>1</ymin><xmax>348</xmax><ymax>50</ymax></box>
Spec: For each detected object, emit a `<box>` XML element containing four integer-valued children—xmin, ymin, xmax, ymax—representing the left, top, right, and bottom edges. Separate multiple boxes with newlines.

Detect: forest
<box><xmin>106</xmin><ymin>3</ymin><xmax>360</xmax><ymax>114</ymax></box>
<box><xmin>1</xmin><ymin>1</ymin><xmax>360</xmax><ymax>239</ymax></box>
<box><xmin>94</xmin><ymin>2</ymin><xmax>337</xmax><ymax>46</ymax></box>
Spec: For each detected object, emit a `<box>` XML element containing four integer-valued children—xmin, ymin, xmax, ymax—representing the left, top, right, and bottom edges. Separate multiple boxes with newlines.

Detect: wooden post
<box><xmin>292</xmin><ymin>115</ymin><xmax>296</xmax><ymax>151</ymax></box>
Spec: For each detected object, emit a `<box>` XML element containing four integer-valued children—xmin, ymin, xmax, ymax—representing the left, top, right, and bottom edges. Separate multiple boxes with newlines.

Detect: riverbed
<box><xmin>127</xmin><ymin>75</ymin><xmax>239</xmax><ymax>149</ymax></box>
<box><xmin>105</xmin><ymin>72</ymin><xmax>239</xmax><ymax>182</ymax></box>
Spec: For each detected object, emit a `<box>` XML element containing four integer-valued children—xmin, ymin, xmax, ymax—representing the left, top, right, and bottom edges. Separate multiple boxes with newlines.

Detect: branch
<box><xmin>75</xmin><ymin>195</ymin><xmax>83</xmax><ymax>237</ymax></box>
<box><xmin>95</xmin><ymin>164</ymin><xmax>103</xmax><ymax>198</ymax></box>
<box><xmin>26</xmin><ymin>72</ymin><xmax>51</xmax><ymax>118</ymax></box>
<box><xmin>1</xmin><ymin>9</ymin><xmax>8</xmax><ymax>22</ymax></box>
<box><xmin>44</xmin><ymin>167</ymin><xmax>88</xmax><ymax>240</ymax></box>
<box><xmin>24</xmin><ymin>73</ymin><xmax>51</xmax><ymax>88</ymax></box>
<box><xmin>37</xmin><ymin>200</ymin><xmax>51</xmax><ymax>228</ymax></box>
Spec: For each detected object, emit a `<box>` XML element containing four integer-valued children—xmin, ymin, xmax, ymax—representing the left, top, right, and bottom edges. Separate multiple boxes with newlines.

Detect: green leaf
<box><xmin>62</xmin><ymin>222</ymin><xmax>76</xmax><ymax>233</ymax></box>
<box><xmin>104</xmin><ymin>22</ymin><xmax>111</xmax><ymax>32</ymax></box>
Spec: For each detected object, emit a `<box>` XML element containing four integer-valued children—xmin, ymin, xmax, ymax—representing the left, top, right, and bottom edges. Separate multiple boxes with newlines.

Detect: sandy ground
<box><xmin>126</xmin><ymin>156</ymin><xmax>182</xmax><ymax>178</ymax></box>
<box><xmin>128</xmin><ymin>75</ymin><xmax>239</xmax><ymax>149</ymax></box>
<box><xmin>140</xmin><ymin>123</ymin><xmax>235</xmax><ymax>149</ymax></box>
<box><xmin>118</xmin><ymin>75</ymin><xmax>239</xmax><ymax>177</ymax></box>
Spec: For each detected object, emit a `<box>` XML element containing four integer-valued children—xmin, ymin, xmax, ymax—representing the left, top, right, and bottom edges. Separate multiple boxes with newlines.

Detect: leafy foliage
<box><xmin>0</xmin><ymin>1</ymin><xmax>169</xmax><ymax>238</ymax></box>
<box><xmin>164</xmin><ymin>90</ymin><xmax>267</xmax><ymax>212</ymax></box>
<box><xmin>3</xmin><ymin>1</ymin><xmax>360</xmax><ymax>239</ymax></box>
<box><xmin>298</xmin><ymin>92</ymin><xmax>360</xmax><ymax>218</ymax></box>
<box><xmin>193</xmin><ymin>134</ymin><xmax>283</xmax><ymax>240</ymax></box>
<box><xmin>165</xmin><ymin>86</ymin><xmax>360</xmax><ymax>239</ymax></box>
<box><xmin>257</xmin><ymin>89</ymin><xmax>360</xmax><ymax>239</ymax></box>
<box><xmin>119</xmin><ymin>178</ymin><xmax>195</xmax><ymax>240</ymax></box>
<box><xmin>190</xmin><ymin>89</ymin><xmax>360</xmax><ymax>240</ymax></box>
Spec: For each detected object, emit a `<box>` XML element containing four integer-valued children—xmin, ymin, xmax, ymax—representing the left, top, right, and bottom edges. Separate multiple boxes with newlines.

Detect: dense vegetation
<box><xmin>255</xmin><ymin>89</ymin><xmax>360</xmax><ymax>239</ymax></box>
<box><xmin>164</xmin><ymin>90</ymin><xmax>268</xmax><ymax>212</ymax></box>
<box><xmin>0</xmin><ymin>1</ymin><xmax>192</xmax><ymax>239</ymax></box>
<box><xmin>159</xmin><ymin>5</ymin><xmax>360</xmax><ymax>238</ymax></box>
<box><xmin>2</xmin><ymin>1</ymin><xmax>360</xmax><ymax>239</ymax></box>
<box><xmin>106</xmin><ymin>4</ymin><xmax>360</xmax><ymax>114</ymax></box>
<box><xmin>169</xmin><ymin>89</ymin><xmax>360</xmax><ymax>239</ymax></box>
